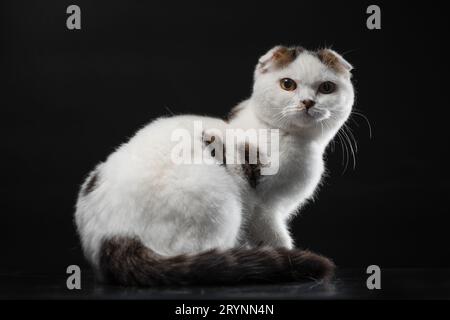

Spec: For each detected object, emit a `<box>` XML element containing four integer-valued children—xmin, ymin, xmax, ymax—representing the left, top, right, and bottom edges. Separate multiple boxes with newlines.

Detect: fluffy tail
<box><xmin>99</xmin><ymin>236</ymin><xmax>335</xmax><ymax>286</ymax></box>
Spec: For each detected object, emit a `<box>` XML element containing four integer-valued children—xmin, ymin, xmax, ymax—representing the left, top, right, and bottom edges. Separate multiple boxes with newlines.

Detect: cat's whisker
<box><xmin>343</xmin><ymin>123</ymin><xmax>358</xmax><ymax>154</ymax></box>
<box><xmin>335</xmin><ymin>131</ymin><xmax>344</xmax><ymax>168</ymax></box>
<box><xmin>324</xmin><ymin>115</ymin><xmax>346</xmax><ymax>169</ymax></box>
<box><xmin>164</xmin><ymin>106</ymin><xmax>176</xmax><ymax>116</ymax></box>
<box><xmin>342</xmin><ymin>131</ymin><xmax>351</xmax><ymax>173</ymax></box>
<box><xmin>274</xmin><ymin>111</ymin><xmax>289</xmax><ymax>123</ymax></box>
<box><xmin>351</xmin><ymin>110</ymin><xmax>373</xmax><ymax>139</ymax></box>
<box><xmin>325</xmin><ymin>113</ymin><xmax>359</xmax><ymax>172</ymax></box>
<box><xmin>336</xmin><ymin>130</ymin><xmax>350</xmax><ymax>173</ymax></box>
<box><xmin>349</xmin><ymin>117</ymin><xmax>360</xmax><ymax>128</ymax></box>
<box><xmin>322</xmin><ymin>119</ymin><xmax>335</xmax><ymax>153</ymax></box>
<box><xmin>319</xmin><ymin>121</ymin><xmax>324</xmax><ymax>139</ymax></box>
<box><xmin>273</xmin><ymin>111</ymin><xmax>293</xmax><ymax>128</ymax></box>
<box><xmin>340</xmin><ymin>126</ymin><xmax>356</xmax><ymax>170</ymax></box>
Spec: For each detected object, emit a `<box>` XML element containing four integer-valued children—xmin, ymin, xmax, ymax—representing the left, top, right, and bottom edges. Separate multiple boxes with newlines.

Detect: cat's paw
<box><xmin>202</xmin><ymin>129</ymin><xmax>226</xmax><ymax>164</ymax></box>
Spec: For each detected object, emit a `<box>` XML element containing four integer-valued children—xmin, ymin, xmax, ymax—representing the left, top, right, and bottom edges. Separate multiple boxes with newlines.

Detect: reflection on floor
<box><xmin>0</xmin><ymin>269</ymin><xmax>449</xmax><ymax>300</ymax></box>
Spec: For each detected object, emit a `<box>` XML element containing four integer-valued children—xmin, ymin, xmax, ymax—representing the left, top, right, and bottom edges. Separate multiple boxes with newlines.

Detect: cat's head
<box><xmin>252</xmin><ymin>45</ymin><xmax>354</xmax><ymax>138</ymax></box>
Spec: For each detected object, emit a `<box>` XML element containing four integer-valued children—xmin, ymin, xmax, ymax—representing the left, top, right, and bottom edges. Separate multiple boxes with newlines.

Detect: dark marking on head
<box><xmin>316</xmin><ymin>49</ymin><xmax>349</xmax><ymax>74</ymax></box>
<box><xmin>257</xmin><ymin>46</ymin><xmax>305</xmax><ymax>73</ymax></box>
<box><xmin>272</xmin><ymin>46</ymin><xmax>304</xmax><ymax>69</ymax></box>
<box><xmin>82</xmin><ymin>170</ymin><xmax>99</xmax><ymax>196</ymax></box>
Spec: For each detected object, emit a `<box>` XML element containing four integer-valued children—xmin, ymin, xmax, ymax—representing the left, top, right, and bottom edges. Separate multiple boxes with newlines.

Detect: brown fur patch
<box><xmin>99</xmin><ymin>236</ymin><xmax>335</xmax><ymax>286</ymax></box>
<box><xmin>82</xmin><ymin>171</ymin><xmax>99</xmax><ymax>196</ymax></box>
<box><xmin>241</xmin><ymin>143</ymin><xmax>261</xmax><ymax>188</ymax></box>
<box><xmin>316</xmin><ymin>49</ymin><xmax>348</xmax><ymax>74</ymax></box>
<box><xmin>272</xmin><ymin>46</ymin><xmax>304</xmax><ymax>69</ymax></box>
<box><xmin>202</xmin><ymin>131</ymin><xmax>226</xmax><ymax>165</ymax></box>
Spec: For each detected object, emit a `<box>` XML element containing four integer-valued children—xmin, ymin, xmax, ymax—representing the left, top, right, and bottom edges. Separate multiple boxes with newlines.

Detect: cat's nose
<box><xmin>302</xmin><ymin>100</ymin><xmax>316</xmax><ymax>109</ymax></box>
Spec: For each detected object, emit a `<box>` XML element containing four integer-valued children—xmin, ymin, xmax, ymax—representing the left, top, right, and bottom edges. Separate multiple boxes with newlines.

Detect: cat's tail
<box><xmin>98</xmin><ymin>236</ymin><xmax>335</xmax><ymax>286</ymax></box>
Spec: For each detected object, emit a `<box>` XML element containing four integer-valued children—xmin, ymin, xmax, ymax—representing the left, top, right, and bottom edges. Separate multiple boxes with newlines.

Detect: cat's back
<box><xmin>84</xmin><ymin>114</ymin><xmax>228</xmax><ymax>201</ymax></box>
<box><xmin>104</xmin><ymin>114</ymin><xmax>227</xmax><ymax>169</ymax></box>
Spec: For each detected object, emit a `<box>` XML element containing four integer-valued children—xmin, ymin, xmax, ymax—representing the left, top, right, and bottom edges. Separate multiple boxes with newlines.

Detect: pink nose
<box><xmin>302</xmin><ymin>100</ymin><xmax>315</xmax><ymax>109</ymax></box>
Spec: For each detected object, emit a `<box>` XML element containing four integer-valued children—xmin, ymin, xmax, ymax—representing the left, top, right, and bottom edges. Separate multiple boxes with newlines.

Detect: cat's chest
<box><xmin>253</xmin><ymin>141</ymin><xmax>325</xmax><ymax>210</ymax></box>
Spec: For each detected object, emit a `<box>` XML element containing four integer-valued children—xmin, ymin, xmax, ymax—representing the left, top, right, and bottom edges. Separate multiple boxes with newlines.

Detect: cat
<box><xmin>75</xmin><ymin>45</ymin><xmax>355</xmax><ymax>286</ymax></box>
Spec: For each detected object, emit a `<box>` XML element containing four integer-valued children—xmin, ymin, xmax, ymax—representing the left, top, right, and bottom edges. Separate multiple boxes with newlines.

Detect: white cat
<box><xmin>75</xmin><ymin>45</ymin><xmax>354</xmax><ymax>286</ymax></box>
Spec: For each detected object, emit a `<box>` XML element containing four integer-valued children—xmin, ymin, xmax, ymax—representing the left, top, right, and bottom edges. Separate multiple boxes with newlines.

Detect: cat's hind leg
<box><xmin>138</xmin><ymin>163</ymin><xmax>243</xmax><ymax>257</ymax></box>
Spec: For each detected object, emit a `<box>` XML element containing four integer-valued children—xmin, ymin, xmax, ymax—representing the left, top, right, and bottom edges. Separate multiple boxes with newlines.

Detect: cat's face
<box><xmin>252</xmin><ymin>46</ymin><xmax>354</xmax><ymax>138</ymax></box>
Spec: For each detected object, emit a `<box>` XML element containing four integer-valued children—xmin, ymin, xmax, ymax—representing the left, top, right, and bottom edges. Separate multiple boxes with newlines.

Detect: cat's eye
<box><xmin>280</xmin><ymin>78</ymin><xmax>297</xmax><ymax>91</ymax></box>
<box><xmin>318</xmin><ymin>81</ymin><xmax>336</xmax><ymax>94</ymax></box>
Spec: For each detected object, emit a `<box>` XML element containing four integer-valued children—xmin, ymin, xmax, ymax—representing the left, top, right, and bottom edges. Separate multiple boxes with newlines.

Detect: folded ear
<box><xmin>317</xmin><ymin>49</ymin><xmax>353</xmax><ymax>73</ymax></box>
<box><xmin>255</xmin><ymin>46</ymin><xmax>304</xmax><ymax>76</ymax></box>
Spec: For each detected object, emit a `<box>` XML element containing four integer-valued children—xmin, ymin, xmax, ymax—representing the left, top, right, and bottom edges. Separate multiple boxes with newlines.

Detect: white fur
<box><xmin>75</xmin><ymin>47</ymin><xmax>354</xmax><ymax>268</ymax></box>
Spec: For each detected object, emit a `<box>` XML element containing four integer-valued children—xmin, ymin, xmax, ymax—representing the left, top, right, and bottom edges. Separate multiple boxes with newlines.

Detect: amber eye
<box><xmin>318</xmin><ymin>81</ymin><xmax>336</xmax><ymax>94</ymax></box>
<box><xmin>280</xmin><ymin>78</ymin><xmax>297</xmax><ymax>91</ymax></box>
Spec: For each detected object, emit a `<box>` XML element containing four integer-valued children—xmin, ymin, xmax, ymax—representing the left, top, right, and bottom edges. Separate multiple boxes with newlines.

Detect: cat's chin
<box><xmin>305</xmin><ymin>108</ymin><xmax>330</xmax><ymax>121</ymax></box>
<box><xmin>277</xmin><ymin>119</ymin><xmax>322</xmax><ymax>134</ymax></box>
<box><xmin>290</xmin><ymin>111</ymin><xmax>329</xmax><ymax>128</ymax></box>
<box><xmin>275</xmin><ymin>115</ymin><xmax>340</xmax><ymax>137</ymax></box>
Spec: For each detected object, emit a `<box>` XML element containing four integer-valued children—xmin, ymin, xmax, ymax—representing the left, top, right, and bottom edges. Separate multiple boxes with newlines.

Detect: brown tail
<box><xmin>98</xmin><ymin>236</ymin><xmax>335</xmax><ymax>286</ymax></box>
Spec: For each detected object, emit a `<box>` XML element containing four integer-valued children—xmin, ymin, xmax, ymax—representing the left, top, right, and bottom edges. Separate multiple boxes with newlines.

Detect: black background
<box><xmin>1</xmin><ymin>0</ymin><xmax>449</xmax><ymax>275</ymax></box>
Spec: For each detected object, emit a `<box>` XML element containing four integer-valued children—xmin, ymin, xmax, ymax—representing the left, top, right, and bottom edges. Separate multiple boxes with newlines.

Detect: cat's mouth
<box><xmin>279</xmin><ymin>105</ymin><xmax>331</xmax><ymax>128</ymax></box>
<box><xmin>301</xmin><ymin>107</ymin><xmax>329</xmax><ymax>122</ymax></box>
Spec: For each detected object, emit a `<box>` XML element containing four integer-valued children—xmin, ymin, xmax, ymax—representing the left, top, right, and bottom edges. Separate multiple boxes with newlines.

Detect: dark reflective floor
<box><xmin>1</xmin><ymin>269</ymin><xmax>449</xmax><ymax>300</ymax></box>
